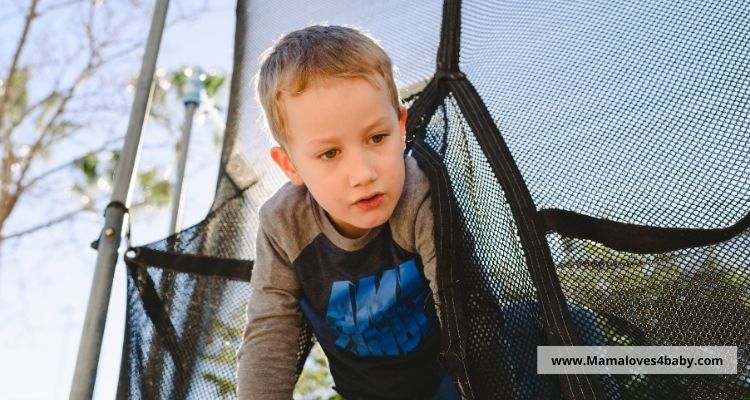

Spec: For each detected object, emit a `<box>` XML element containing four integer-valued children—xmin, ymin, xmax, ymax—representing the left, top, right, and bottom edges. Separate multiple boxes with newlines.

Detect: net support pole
<box><xmin>69</xmin><ymin>0</ymin><xmax>170</xmax><ymax>398</ymax></box>
<box><xmin>169</xmin><ymin>76</ymin><xmax>201</xmax><ymax>234</ymax></box>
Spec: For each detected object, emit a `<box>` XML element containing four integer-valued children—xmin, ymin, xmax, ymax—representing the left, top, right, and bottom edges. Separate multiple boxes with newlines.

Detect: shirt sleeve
<box><xmin>236</xmin><ymin>208</ymin><xmax>302</xmax><ymax>399</ymax></box>
<box><xmin>414</xmin><ymin>187</ymin><xmax>443</xmax><ymax>327</ymax></box>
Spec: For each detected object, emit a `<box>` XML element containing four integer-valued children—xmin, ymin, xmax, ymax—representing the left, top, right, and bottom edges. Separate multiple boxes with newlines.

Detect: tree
<box><xmin>0</xmin><ymin>2</ymin><xmax>234</xmax><ymax>398</ymax></box>
<box><xmin>0</xmin><ymin>0</ymin><xmax>224</xmax><ymax>252</ymax></box>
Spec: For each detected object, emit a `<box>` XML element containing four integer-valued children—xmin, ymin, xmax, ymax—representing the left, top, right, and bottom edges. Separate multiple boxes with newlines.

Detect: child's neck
<box><xmin>324</xmin><ymin>211</ymin><xmax>370</xmax><ymax>239</ymax></box>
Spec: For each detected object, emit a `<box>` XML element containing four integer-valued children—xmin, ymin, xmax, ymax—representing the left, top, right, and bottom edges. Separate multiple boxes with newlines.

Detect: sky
<box><xmin>0</xmin><ymin>1</ymin><xmax>237</xmax><ymax>398</ymax></box>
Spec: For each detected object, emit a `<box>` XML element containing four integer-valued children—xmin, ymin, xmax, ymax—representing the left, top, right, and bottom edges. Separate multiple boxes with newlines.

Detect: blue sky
<box><xmin>0</xmin><ymin>2</ymin><xmax>236</xmax><ymax>398</ymax></box>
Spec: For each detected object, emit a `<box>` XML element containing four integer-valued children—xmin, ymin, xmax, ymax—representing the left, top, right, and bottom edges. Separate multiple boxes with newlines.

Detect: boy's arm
<box><xmin>236</xmin><ymin>213</ymin><xmax>302</xmax><ymax>399</ymax></box>
<box><xmin>415</xmin><ymin>190</ymin><xmax>443</xmax><ymax>325</ymax></box>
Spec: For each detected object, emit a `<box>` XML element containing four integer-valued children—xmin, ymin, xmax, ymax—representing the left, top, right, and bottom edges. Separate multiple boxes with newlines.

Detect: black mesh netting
<box><xmin>120</xmin><ymin>188</ymin><xmax>316</xmax><ymax>399</ymax></box>
<box><xmin>117</xmin><ymin>0</ymin><xmax>750</xmax><ymax>398</ymax></box>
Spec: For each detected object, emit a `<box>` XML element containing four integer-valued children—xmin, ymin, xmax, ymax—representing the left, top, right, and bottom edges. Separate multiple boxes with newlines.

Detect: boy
<box><xmin>236</xmin><ymin>25</ymin><xmax>458</xmax><ymax>399</ymax></box>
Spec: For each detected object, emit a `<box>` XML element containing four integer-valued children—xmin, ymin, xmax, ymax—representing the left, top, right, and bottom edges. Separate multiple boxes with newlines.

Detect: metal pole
<box><xmin>169</xmin><ymin>73</ymin><xmax>201</xmax><ymax>234</ymax></box>
<box><xmin>69</xmin><ymin>0</ymin><xmax>170</xmax><ymax>398</ymax></box>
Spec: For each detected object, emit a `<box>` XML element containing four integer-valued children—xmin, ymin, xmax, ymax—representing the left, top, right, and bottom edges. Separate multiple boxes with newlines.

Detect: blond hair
<box><xmin>256</xmin><ymin>25</ymin><xmax>401</xmax><ymax>145</ymax></box>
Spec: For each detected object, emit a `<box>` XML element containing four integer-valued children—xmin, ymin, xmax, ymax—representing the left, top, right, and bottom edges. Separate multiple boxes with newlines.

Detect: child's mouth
<box><xmin>355</xmin><ymin>193</ymin><xmax>384</xmax><ymax>210</ymax></box>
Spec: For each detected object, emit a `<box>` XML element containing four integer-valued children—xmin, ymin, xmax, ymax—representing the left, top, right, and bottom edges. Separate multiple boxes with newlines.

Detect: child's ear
<box><xmin>399</xmin><ymin>106</ymin><xmax>408</xmax><ymax>149</ymax></box>
<box><xmin>270</xmin><ymin>146</ymin><xmax>304</xmax><ymax>186</ymax></box>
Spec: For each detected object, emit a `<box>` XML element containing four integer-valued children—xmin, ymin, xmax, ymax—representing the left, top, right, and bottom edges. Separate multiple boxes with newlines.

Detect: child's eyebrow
<box><xmin>306</xmin><ymin>137</ymin><xmax>339</xmax><ymax>147</ymax></box>
<box><xmin>359</xmin><ymin>115</ymin><xmax>390</xmax><ymax>134</ymax></box>
<box><xmin>305</xmin><ymin>116</ymin><xmax>392</xmax><ymax>147</ymax></box>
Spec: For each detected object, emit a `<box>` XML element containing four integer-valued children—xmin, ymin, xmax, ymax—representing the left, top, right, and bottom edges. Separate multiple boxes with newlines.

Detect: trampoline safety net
<box><xmin>117</xmin><ymin>0</ymin><xmax>750</xmax><ymax>399</ymax></box>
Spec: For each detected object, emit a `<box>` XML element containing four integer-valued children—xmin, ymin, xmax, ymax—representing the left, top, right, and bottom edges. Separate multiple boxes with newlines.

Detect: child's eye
<box><xmin>370</xmin><ymin>134</ymin><xmax>387</xmax><ymax>144</ymax></box>
<box><xmin>319</xmin><ymin>149</ymin><xmax>339</xmax><ymax>160</ymax></box>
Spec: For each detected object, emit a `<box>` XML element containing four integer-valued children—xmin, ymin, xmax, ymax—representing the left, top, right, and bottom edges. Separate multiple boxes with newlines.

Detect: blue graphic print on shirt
<box><xmin>324</xmin><ymin>259</ymin><xmax>431</xmax><ymax>356</ymax></box>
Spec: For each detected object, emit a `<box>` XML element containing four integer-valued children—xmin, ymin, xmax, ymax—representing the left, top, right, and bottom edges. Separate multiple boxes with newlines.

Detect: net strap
<box><xmin>446</xmin><ymin>76</ymin><xmax>607</xmax><ymax>400</ymax></box>
<box><xmin>410</xmin><ymin>0</ymin><xmax>607</xmax><ymax>397</ymax></box>
<box><xmin>541</xmin><ymin>208</ymin><xmax>750</xmax><ymax>254</ymax></box>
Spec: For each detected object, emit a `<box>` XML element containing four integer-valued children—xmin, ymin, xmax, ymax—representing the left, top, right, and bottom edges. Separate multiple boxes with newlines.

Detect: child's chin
<box><xmin>343</xmin><ymin>207</ymin><xmax>396</xmax><ymax>232</ymax></box>
<box><xmin>358</xmin><ymin>214</ymin><xmax>391</xmax><ymax>229</ymax></box>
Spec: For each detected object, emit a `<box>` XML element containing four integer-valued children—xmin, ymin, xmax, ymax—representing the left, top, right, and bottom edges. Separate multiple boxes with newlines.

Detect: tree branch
<box><xmin>13</xmin><ymin>31</ymin><xmax>148</xmax><ymax>195</ymax></box>
<box><xmin>0</xmin><ymin>198</ymin><xmax>152</xmax><ymax>242</ymax></box>
<box><xmin>0</xmin><ymin>0</ymin><xmax>215</xmax><ymax>242</ymax></box>
<box><xmin>13</xmin><ymin>27</ymin><xmax>105</xmax><ymax>193</ymax></box>
<box><xmin>1</xmin><ymin>0</ymin><xmax>41</xmax><ymax>238</ymax></box>
<box><xmin>0</xmin><ymin>90</ymin><xmax>62</xmax><ymax>139</ymax></box>
<box><xmin>0</xmin><ymin>0</ymin><xmax>39</xmax><ymax>122</ymax></box>
<box><xmin>6</xmin><ymin>43</ymin><xmax>141</xmax><ymax>225</ymax></box>
<box><xmin>14</xmin><ymin>85</ymin><xmax>77</xmax><ymax>189</ymax></box>
<box><xmin>20</xmin><ymin>134</ymin><xmax>126</xmax><ymax>190</ymax></box>
<box><xmin>0</xmin><ymin>80</ymin><xmax>79</xmax><ymax>235</ymax></box>
<box><xmin>36</xmin><ymin>0</ymin><xmax>86</xmax><ymax>17</ymax></box>
<box><xmin>0</xmin><ymin>0</ymin><xmax>43</xmax><ymax>239</ymax></box>
<box><xmin>0</xmin><ymin>203</ymin><xmax>96</xmax><ymax>241</ymax></box>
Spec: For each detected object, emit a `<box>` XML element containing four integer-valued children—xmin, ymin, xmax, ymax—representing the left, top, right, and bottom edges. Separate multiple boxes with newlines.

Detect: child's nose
<box><xmin>347</xmin><ymin>150</ymin><xmax>377</xmax><ymax>187</ymax></box>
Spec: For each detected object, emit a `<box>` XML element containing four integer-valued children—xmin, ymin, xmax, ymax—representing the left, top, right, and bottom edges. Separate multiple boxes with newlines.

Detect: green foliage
<box><xmin>149</xmin><ymin>67</ymin><xmax>227</xmax><ymax>128</ymax></box>
<box><xmin>203</xmin><ymin>74</ymin><xmax>225</xmax><ymax>97</ymax></box>
<box><xmin>556</xmin><ymin>239</ymin><xmax>750</xmax><ymax>398</ymax></box>
<box><xmin>199</xmin><ymin>305</ymin><xmax>244</xmax><ymax>399</ymax></box>
<box><xmin>198</xmin><ymin>303</ymin><xmax>342</xmax><ymax>399</ymax></box>
<box><xmin>202</xmin><ymin>346</ymin><xmax>236</xmax><ymax>365</ymax></box>
<box><xmin>46</xmin><ymin>120</ymin><xmax>82</xmax><ymax>139</ymax></box>
<box><xmin>70</xmin><ymin>182</ymin><xmax>86</xmax><ymax>197</ymax></box>
<box><xmin>107</xmin><ymin>150</ymin><xmax>120</xmax><ymax>181</ymax></box>
<box><xmin>74</xmin><ymin>153</ymin><xmax>99</xmax><ymax>184</ymax></box>
<box><xmin>136</xmin><ymin>166</ymin><xmax>171</xmax><ymax>206</ymax></box>
<box><xmin>169</xmin><ymin>69</ymin><xmax>188</xmax><ymax>97</ymax></box>
<box><xmin>0</xmin><ymin>1</ymin><xmax>230</xmax><ymax>247</ymax></box>
<box><xmin>6</xmin><ymin>67</ymin><xmax>29</xmax><ymax>124</ymax></box>
<box><xmin>145</xmin><ymin>180</ymin><xmax>171</xmax><ymax>206</ymax></box>
<box><xmin>138</xmin><ymin>168</ymin><xmax>156</xmax><ymax>188</ymax></box>
<box><xmin>201</xmin><ymin>372</ymin><xmax>235</xmax><ymax>400</ymax></box>
<box><xmin>35</xmin><ymin>92</ymin><xmax>62</xmax><ymax>129</ymax></box>
<box><xmin>294</xmin><ymin>345</ymin><xmax>342</xmax><ymax>400</ymax></box>
<box><xmin>70</xmin><ymin>151</ymin><xmax>172</xmax><ymax>209</ymax></box>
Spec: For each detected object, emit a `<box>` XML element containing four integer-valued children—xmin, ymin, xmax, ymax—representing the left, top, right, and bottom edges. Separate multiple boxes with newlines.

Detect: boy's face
<box><xmin>271</xmin><ymin>76</ymin><xmax>407</xmax><ymax>238</ymax></box>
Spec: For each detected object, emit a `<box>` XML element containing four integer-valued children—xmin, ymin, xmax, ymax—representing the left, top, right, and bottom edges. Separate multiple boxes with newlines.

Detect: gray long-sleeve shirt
<box><xmin>236</xmin><ymin>156</ymin><xmax>444</xmax><ymax>399</ymax></box>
